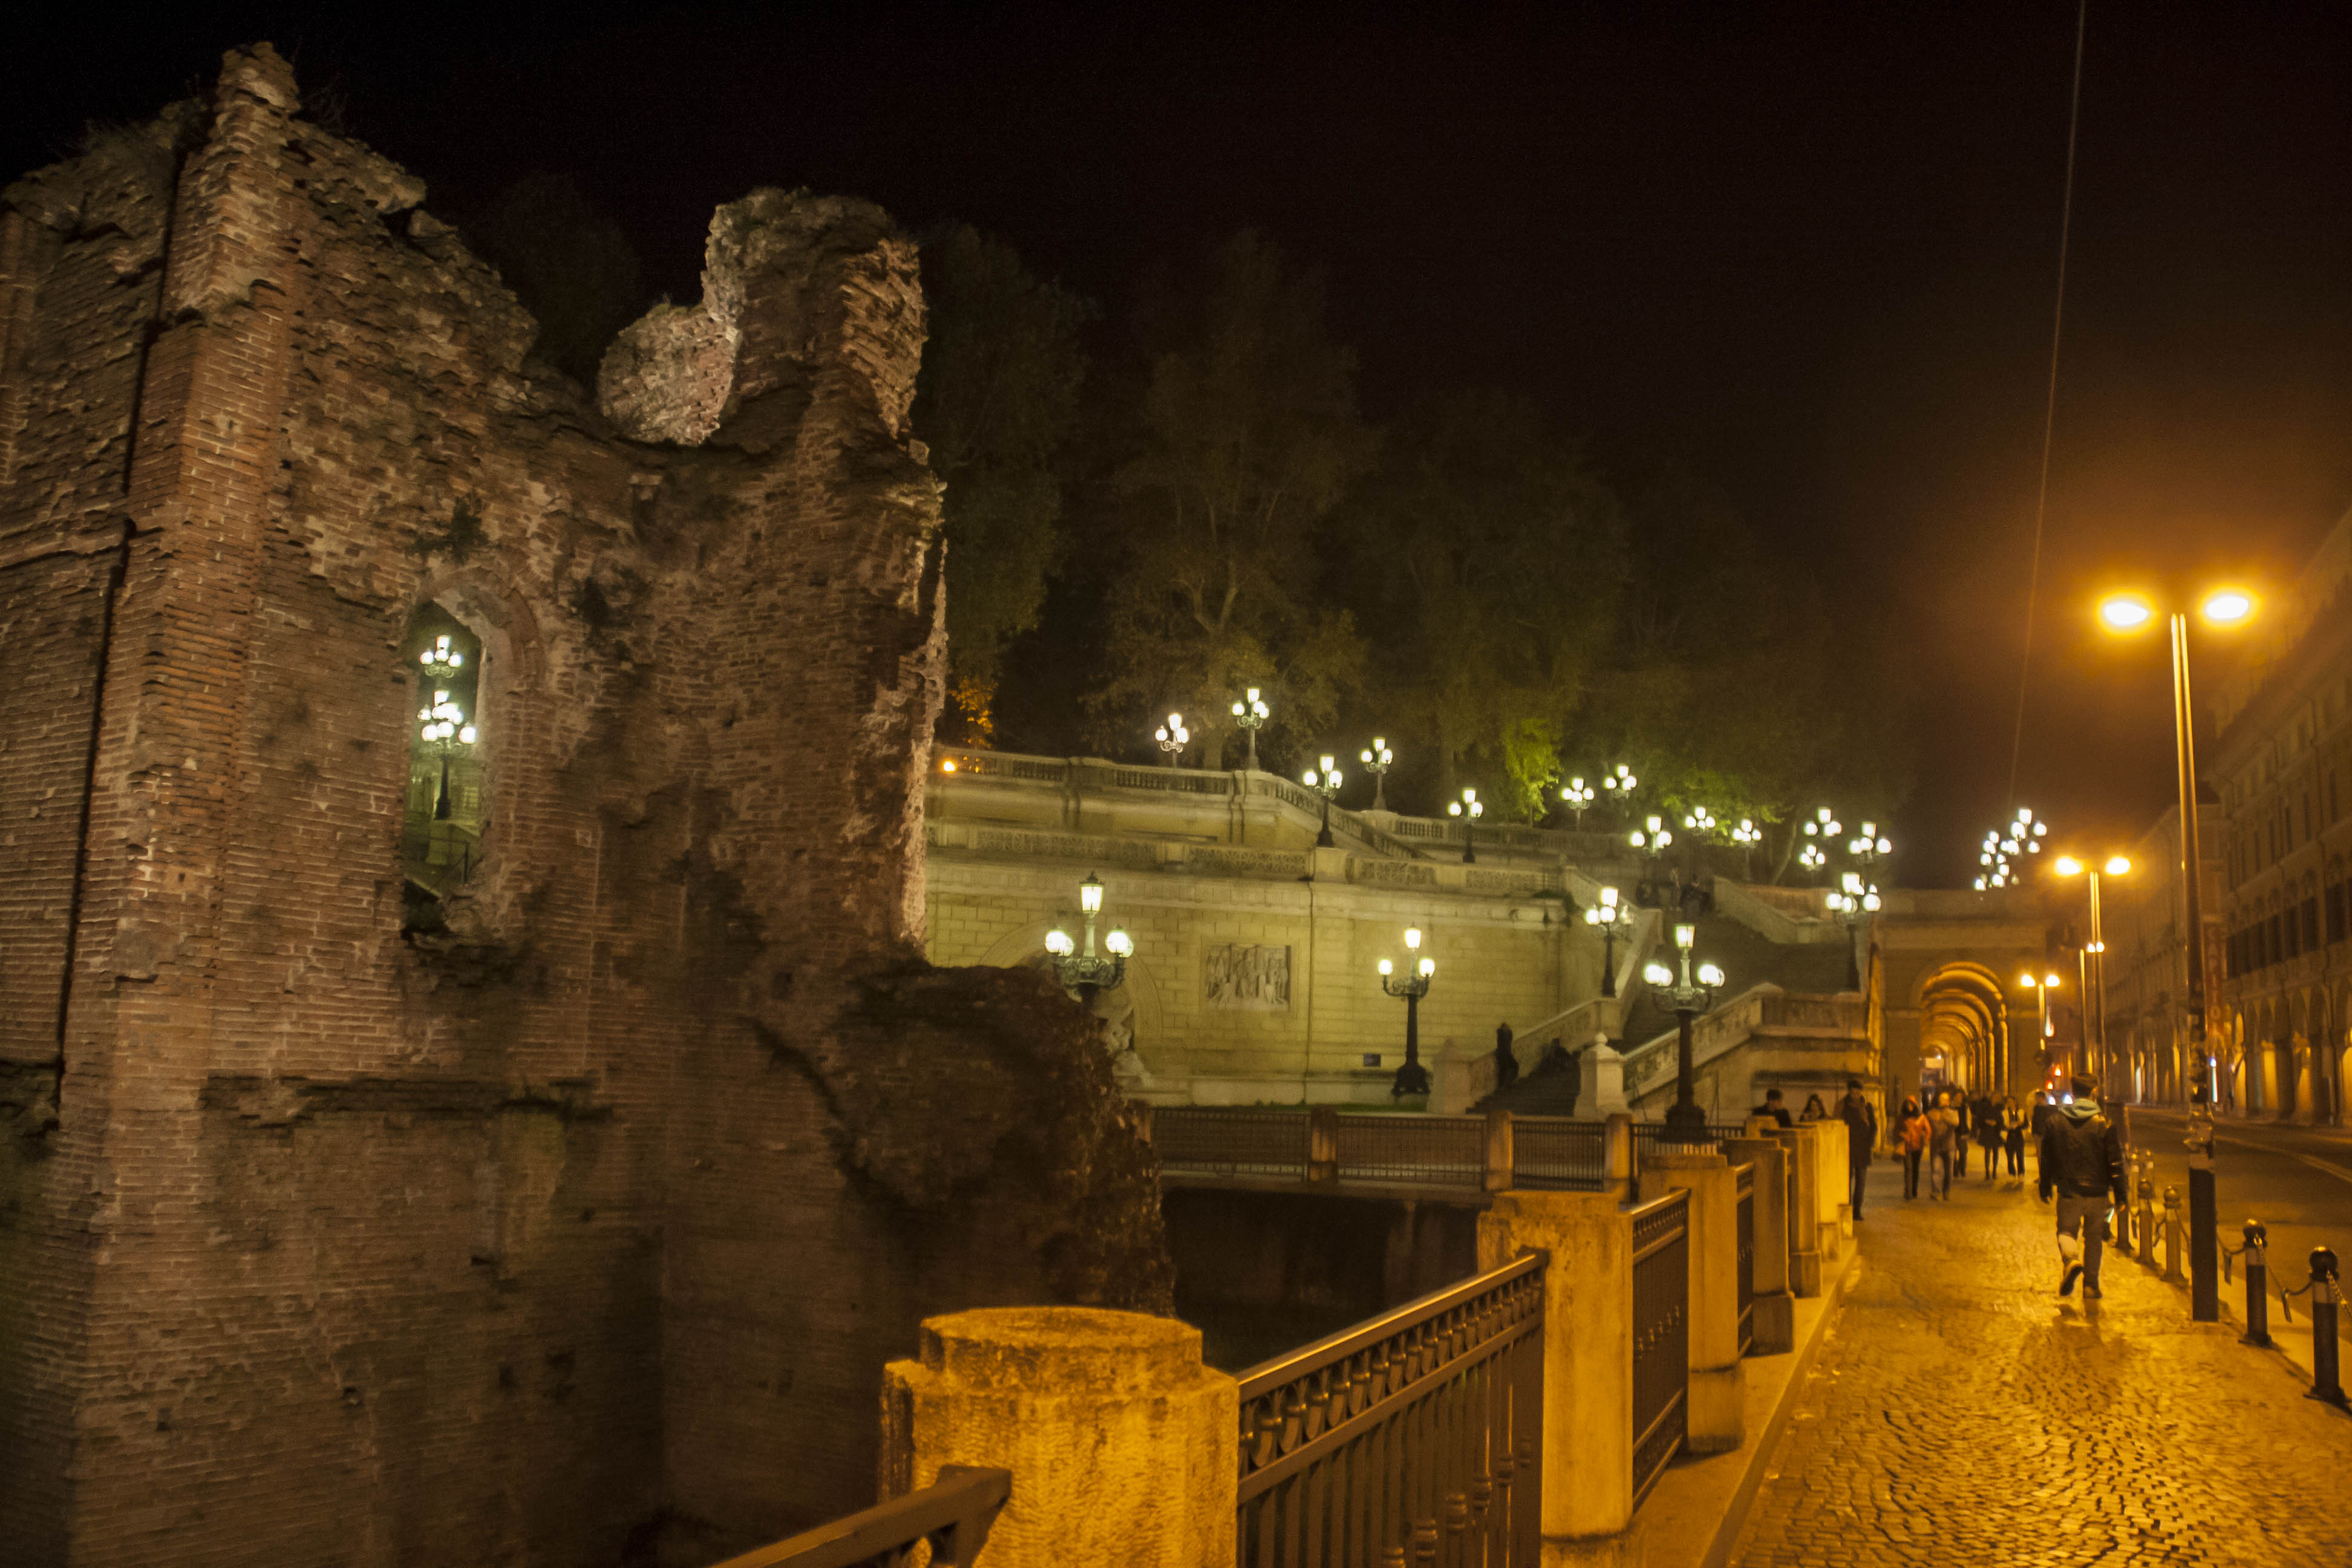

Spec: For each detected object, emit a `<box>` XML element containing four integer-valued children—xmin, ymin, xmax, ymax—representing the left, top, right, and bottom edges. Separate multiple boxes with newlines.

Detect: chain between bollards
<box><xmin>2220</xmin><ymin>1220</ymin><xmax>2272</xmax><ymax>1349</ymax></box>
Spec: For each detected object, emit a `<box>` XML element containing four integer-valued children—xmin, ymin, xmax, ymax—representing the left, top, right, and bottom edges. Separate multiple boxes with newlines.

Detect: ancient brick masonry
<box><xmin>0</xmin><ymin>45</ymin><xmax>1169</xmax><ymax>1567</ymax></box>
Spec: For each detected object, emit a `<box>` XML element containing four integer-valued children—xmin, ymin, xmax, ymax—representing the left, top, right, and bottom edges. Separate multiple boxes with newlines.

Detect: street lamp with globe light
<box><xmin>1230</xmin><ymin>687</ymin><xmax>1271</xmax><ymax>771</ymax></box>
<box><xmin>1630</xmin><ymin>814</ymin><xmax>1674</xmax><ymax>904</ymax></box>
<box><xmin>1379</xmin><ymin>927</ymin><xmax>1437</xmax><ymax>1098</ymax></box>
<box><xmin>1301</xmin><ymin>754</ymin><xmax>1344</xmax><ymax>848</ymax></box>
<box><xmin>2097</xmin><ymin>581</ymin><xmax>2258</xmax><ymax>1322</ymax></box>
<box><xmin>1585</xmin><ymin>884</ymin><xmax>1636</xmax><ymax>998</ymax></box>
<box><xmin>1561</xmin><ymin>775</ymin><xmax>1596</xmax><ymax>830</ymax></box>
<box><xmin>1155</xmin><ymin>712</ymin><xmax>1189</xmax><ymax>763</ymax></box>
<box><xmin>1447</xmin><ymin>788</ymin><xmax>1484</xmax><ymax>864</ymax></box>
<box><xmin>1044</xmin><ymin>872</ymin><xmax>1134</xmax><ymax>1005</ymax></box>
<box><xmin>1644</xmin><ymin>921</ymin><xmax>1726</xmax><ymax>1137</ymax></box>
<box><xmin>2053</xmin><ymin>852</ymin><xmax>2133</xmax><ymax>1099</ymax></box>
<box><xmin>1800</xmin><ymin>807</ymin><xmax>1841</xmax><ymax>880</ymax></box>
<box><xmin>1359</xmin><ymin>737</ymin><xmax>1394</xmax><ymax>811</ymax></box>
<box><xmin>1600</xmin><ymin>763</ymin><xmax>1639</xmax><ymax>817</ymax></box>
<box><xmin>1826</xmin><ymin>871</ymin><xmax>1881</xmax><ymax>992</ymax></box>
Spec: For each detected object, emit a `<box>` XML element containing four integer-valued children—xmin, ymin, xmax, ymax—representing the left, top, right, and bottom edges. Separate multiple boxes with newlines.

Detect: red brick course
<box><xmin>0</xmin><ymin>44</ymin><xmax>1166</xmax><ymax>1567</ymax></box>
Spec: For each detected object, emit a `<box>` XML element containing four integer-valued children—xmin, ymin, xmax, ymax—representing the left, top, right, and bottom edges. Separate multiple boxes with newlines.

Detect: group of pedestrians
<box><xmin>1893</xmin><ymin>1086</ymin><xmax>2029</xmax><ymax>1200</ymax></box>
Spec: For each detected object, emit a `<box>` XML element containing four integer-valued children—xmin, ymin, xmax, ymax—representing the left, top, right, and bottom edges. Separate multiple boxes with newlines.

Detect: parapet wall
<box><xmin>0</xmin><ymin>45</ymin><xmax>1165</xmax><ymax>1566</ymax></box>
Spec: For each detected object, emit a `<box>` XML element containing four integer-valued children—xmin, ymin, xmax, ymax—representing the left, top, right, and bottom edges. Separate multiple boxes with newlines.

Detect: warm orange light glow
<box><xmin>2097</xmin><ymin>593</ymin><xmax>2155</xmax><ymax>632</ymax></box>
<box><xmin>2045</xmin><ymin>972</ymin><xmax>2063</xmax><ymax>987</ymax></box>
<box><xmin>2105</xmin><ymin>855</ymin><xmax>2131</xmax><ymax>876</ymax></box>
<box><xmin>2200</xmin><ymin>587</ymin><xmax>2256</xmax><ymax>626</ymax></box>
<box><xmin>941</xmin><ymin>758</ymin><xmax>957</xmax><ymax>773</ymax></box>
<box><xmin>2053</xmin><ymin>855</ymin><xmax>2083</xmax><ymax>877</ymax></box>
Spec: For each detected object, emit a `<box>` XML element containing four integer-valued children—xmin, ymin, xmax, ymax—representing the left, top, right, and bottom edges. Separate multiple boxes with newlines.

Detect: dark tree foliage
<box><xmin>464</xmin><ymin>173</ymin><xmax>646</xmax><ymax>384</ymax></box>
<box><xmin>912</xmin><ymin>226</ymin><xmax>1094</xmax><ymax>738</ymax></box>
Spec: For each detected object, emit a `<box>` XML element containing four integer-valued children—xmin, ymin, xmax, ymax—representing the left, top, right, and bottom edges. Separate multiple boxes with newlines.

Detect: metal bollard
<box><xmin>2162</xmin><ymin>1186</ymin><xmax>2185</xmax><ymax>1284</ymax></box>
<box><xmin>2312</xmin><ymin>1247</ymin><xmax>2347</xmax><ymax>1410</ymax></box>
<box><xmin>2240</xmin><ymin>1221</ymin><xmax>2272</xmax><ymax>1348</ymax></box>
<box><xmin>2135</xmin><ymin>1170</ymin><xmax>2157</xmax><ymax>1266</ymax></box>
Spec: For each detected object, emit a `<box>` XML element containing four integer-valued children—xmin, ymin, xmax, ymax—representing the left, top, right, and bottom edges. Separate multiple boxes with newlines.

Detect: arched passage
<box><xmin>1913</xmin><ymin>962</ymin><xmax>2017</xmax><ymax>1103</ymax></box>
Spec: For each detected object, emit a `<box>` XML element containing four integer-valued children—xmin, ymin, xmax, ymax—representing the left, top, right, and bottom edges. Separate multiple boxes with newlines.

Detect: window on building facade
<box><xmin>402</xmin><ymin>607</ymin><xmax>486</xmax><ymax>930</ymax></box>
<box><xmin>2302</xmin><ymin>897</ymin><xmax>2321</xmax><ymax>953</ymax></box>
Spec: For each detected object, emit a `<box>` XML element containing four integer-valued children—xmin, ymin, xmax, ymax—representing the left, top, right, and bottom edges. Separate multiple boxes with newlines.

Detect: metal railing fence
<box><xmin>712</xmin><ymin>1465</ymin><xmax>1010</xmax><ymax>1568</ymax></box>
<box><xmin>1151</xmin><ymin>1108</ymin><xmax>1313</xmax><ymax>1180</ymax></box>
<box><xmin>1235</xmin><ymin>1252</ymin><xmax>1546</xmax><ymax>1567</ymax></box>
<box><xmin>1511</xmin><ymin>1119</ymin><xmax>1608</xmax><ymax>1190</ymax></box>
<box><xmin>1331</xmin><ymin>1114</ymin><xmax>1486</xmax><ymax>1188</ymax></box>
<box><xmin>1628</xmin><ymin>1189</ymin><xmax>1690</xmax><ymax>1508</ymax></box>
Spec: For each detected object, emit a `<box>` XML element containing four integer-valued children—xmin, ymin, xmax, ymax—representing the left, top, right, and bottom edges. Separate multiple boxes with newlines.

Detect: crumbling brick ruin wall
<box><xmin>0</xmin><ymin>45</ymin><xmax>1170</xmax><ymax>1568</ymax></box>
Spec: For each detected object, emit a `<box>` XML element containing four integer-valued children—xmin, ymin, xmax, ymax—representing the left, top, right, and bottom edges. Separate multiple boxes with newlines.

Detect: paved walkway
<box><xmin>1728</xmin><ymin>1159</ymin><xmax>2352</xmax><ymax>1567</ymax></box>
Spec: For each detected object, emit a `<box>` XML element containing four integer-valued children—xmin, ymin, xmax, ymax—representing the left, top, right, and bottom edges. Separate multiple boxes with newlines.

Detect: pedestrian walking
<box><xmin>1753</xmin><ymin>1086</ymin><xmax>1795</xmax><ymax>1128</ymax></box>
<box><xmin>1494</xmin><ymin>1021</ymin><xmax>1519</xmax><ymax>1092</ymax></box>
<box><xmin>1897</xmin><ymin>1097</ymin><xmax>1930</xmax><ymax>1200</ymax></box>
<box><xmin>1974</xmin><ymin>1092</ymin><xmax>2003</xmax><ymax>1184</ymax></box>
<box><xmin>1952</xmin><ymin>1091</ymin><xmax>1971</xmax><ymax>1178</ymax></box>
<box><xmin>1799</xmin><ymin>1092</ymin><xmax>1828</xmax><ymax>1123</ymax></box>
<box><xmin>2000</xmin><ymin>1094</ymin><xmax>2029</xmax><ymax>1180</ymax></box>
<box><xmin>2037</xmin><ymin>1073</ymin><xmax>2128</xmax><ymax>1298</ymax></box>
<box><xmin>1837</xmin><ymin>1077</ymin><xmax>1878</xmax><ymax>1220</ymax></box>
<box><xmin>1927</xmin><ymin>1090</ymin><xmax>1959</xmax><ymax>1199</ymax></box>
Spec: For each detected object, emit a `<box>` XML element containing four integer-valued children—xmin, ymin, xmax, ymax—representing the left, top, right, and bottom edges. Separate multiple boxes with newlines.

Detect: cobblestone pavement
<box><xmin>1728</xmin><ymin>1160</ymin><xmax>2352</xmax><ymax>1567</ymax></box>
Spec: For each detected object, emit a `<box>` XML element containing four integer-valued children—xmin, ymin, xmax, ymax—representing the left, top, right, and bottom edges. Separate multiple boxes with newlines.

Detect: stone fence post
<box><xmin>883</xmin><ymin>1307</ymin><xmax>1238</xmax><ymax>1567</ymax></box>
<box><xmin>1772</xmin><ymin>1124</ymin><xmax>1823</xmax><ymax>1296</ymax></box>
<box><xmin>1308</xmin><ymin>1105</ymin><xmax>1338</xmax><ymax>1185</ymax></box>
<box><xmin>1477</xmin><ymin>1191</ymin><xmax>1637</xmax><ymax>1555</ymax></box>
<box><xmin>1722</xmin><ymin>1134</ymin><xmax>1794</xmax><ymax>1353</ymax></box>
<box><xmin>1485</xmin><ymin>1109</ymin><xmax>1515</xmax><ymax>1192</ymax></box>
<box><xmin>1603</xmin><ymin>1111</ymin><xmax>1634</xmax><ymax>1201</ymax></box>
<box><xmin>1642</xmin><ymin>1150</ymin><xmax>1745</xmax><ymax>1453</ymax></box>
<box><xmin>1814</xmin><ymin>1119</ymin><xmax>1849</xmax><ymax>1252</ymax></box>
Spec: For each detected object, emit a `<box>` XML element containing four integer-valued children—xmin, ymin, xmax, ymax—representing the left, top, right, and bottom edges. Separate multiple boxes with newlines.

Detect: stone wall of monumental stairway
<box><xmin>0</xmin><ymin>46</ymin><xmax>1169</xmax><ymax>1567</ymax></box>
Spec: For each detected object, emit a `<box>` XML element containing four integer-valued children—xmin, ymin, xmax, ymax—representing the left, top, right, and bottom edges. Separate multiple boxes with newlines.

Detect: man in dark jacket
<box><xmin>1753</xmin><ymin>1087</ymin><xmax>1795</xmax><ymax>1128</ymax></box>
<box><xmin>1837</xmin><ymin>1077</ymin><xmax>1878</xmax><ymax>1220</ymax></box>
<box><xmin>2038</xmin><ymin>1074</ymin><xmax>2128</xmax><ymax>1298</ymax></box>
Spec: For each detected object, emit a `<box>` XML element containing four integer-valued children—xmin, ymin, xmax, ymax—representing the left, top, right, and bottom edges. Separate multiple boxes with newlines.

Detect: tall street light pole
<box><xmin>1045</xmin><ymin>872</ymin><xmax>1135</xmax><ymax>1008</ymax></box>
<box><xmin>1230</xmin><ymin>687</ymin><xmax>1270</xmax><ymax>771</ymax></box>
<box><xmin>2099</xmin><ymin>583</ymin><xmax>2257</xmax><ymax>1323</ymax></box>
<box><xmin>1447</xmin><ymin>788</ymin><xmax>1483</xmax><ymax>864</ymax></box>
<box><xmin>1561</xmin><ymin>775</ymin><xmax>1596</xmax><ymax>831</ymax></box>
<box><xmin>2054</xmin><ymin>853</ymin><xmax>2131</xmax><ymax>1098</ymax></box>
<box><xmin>1645</xmin><ymin>922</ymin><xmax>1725</xmax><ymax>1138</ymax></box>
<box><xmin>1155</xmin><ymin>711</ymin><xmax>1189</xmax><ymax>763</ymax></box>
<box><xmin>1630</xmin><ymin>814</ymin><xmax>1674</xmax><ymax>906</ymax></box>
<box><xmin>1584</xmin><ymin>884</ymin><xmax>1634</xmax><ymax>998</ymax></box>
<box><xmin>1359</xmin><ymin>738</ymin><xmax>1394</xmax><ymax>811</ymax></box>
<box><xmin>1302</xmin><ymin>754</ymin><xmax>1344</xmax><ymax>848</ymax></box>
<box><xmin>1380</xmin><ymin>927</ymin><xmax>1436</xmax><ymax>1099</ymax></box>
<box><xmin>1826</xmin><ymin>872</ymin><xmax>1881</xmax><ymax>994</ymax></box>
<box><xmin>2018</xmin><ymin>970</ymin><xmax>2064</xmax><ymax>1089</ymax></box>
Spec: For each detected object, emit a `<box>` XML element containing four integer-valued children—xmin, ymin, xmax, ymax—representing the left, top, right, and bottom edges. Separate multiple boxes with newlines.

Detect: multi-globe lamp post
<box><xmin>1230</xmin><ymin>687</ymin><xmax>1271</xmax><ymax>771</ymax></box>
<box><xmin>1826</xmin><ymin>872</ymin><xmax>1881</xmax><ymax>993</ymax></box>
<box><xmin>1644</xmin><ymin>922</ymin><xmax>1726</xmax><ymax>1136</ymax></box>
<box><xmin>2096</xmin><ymin>581</ymin><xmax>2257</xmax><ymax>1324</ymax></box>
<box><xmin>1044</xmin><ymin>872</ymin><xmax>1134</xmax><ymax>1005</ymax></box>
<box><xmin>1561</xmin><ymin>775</ymin><xmax>1596</xmax><ymax>830</ymax></box>
<box><xmin>1359</xmin><ymin>737</ymin><xmax>1394</xmax><ymax>811</ymax></box>
<box><xmin>1800</xmin><ymin>807</ymin><xmax>1841</xmax><ymax>881</ymax></box>
<box><xmin>1974</xmin><ymin>808</ymin><xmax>2047</xmax><ymax>890</ymax></box>
<box><xmin>1379</xmin><ymin>927</ymin><xmax>1437</xmax><ymax>1098</ymax></box>
<box><xmin>1447</xmin><ymin>788</ymin><xmax>1484</xmax><ymax>864</ymax></box>
<box><xmin>1584</xmin><ymin>884</ymin><xmax>1635</xmax><ymax>998</ymax></box>
<box><xmin>1301</xmin><ymin>754</ymin><xmax>1344</xmax><ymax>848</ymax></box>
<box><xmin>1600</xmin><ymin>763</ymin><xmax>1638</xmax><ymax>817</ymax></box>
<box><xmin>1155</xmin><ymin>712</ymin><xmax>1189</xmax><ymax>762</ymax></box>
<box><xmin>417</xmin><ymin>633</ymin><xmax>479</xmax><ymax>821</ymax></box>
<box><xmin>1630</xmin><ymin>814</ymin><xmax>1674</xmax><ymax>903</ymax></box>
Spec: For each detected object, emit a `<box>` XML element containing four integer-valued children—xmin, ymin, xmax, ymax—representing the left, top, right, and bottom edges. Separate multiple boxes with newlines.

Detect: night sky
<box><xmin>12</xmin><ymin>2</ymin><xmax>2349</xmax><ymax>886</ymax></box>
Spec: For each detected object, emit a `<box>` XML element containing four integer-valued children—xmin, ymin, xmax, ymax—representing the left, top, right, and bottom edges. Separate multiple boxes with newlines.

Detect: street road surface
<box><xmin>2128</xmin><ymin>1108</ymin><xmax>2352</xmax><ymax>1308</ymax></box>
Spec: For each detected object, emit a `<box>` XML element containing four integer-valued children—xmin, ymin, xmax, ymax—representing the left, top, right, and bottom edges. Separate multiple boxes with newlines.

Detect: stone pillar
<box><xmin>1602</xmin><ymin>1111</ymin><xmax>1634</xmax><ymax>1201</ymax></box>
<box><xmin>882</xmin><ymin>1307</ymin><xmax>1238</xmax><ymax>1568</ymax></box>
<box><xmin>1477</xmin><ymin>1192</ymin><xmax>1637</xmax><ymax>1558</ymax></box>
<box><xmin>1308</xmin><ymin>1105</ymin><xmax>1338</xmax><ymax>1185</ymax></box>
<box><xmin>1773</xmin><ymin>1125</ymin><xmax>1823</xmax><ymax>1296</ymax></box>
<box><xmin>1722</xmin><ymin>1137</ymin><xmax>1793</xmax><ymax>1353</ymax></box>
<box><xmin>1814</xmin><ymin>1119</ymin><xmax>1850</xmax><ymax>1248</ymax></box>
<box><xmin>1642</xmin><ymin>1151</ymin><xmax>1745</xmax><ymax>1453</ymax></box>
<box><xmin>1485</xmin><ymin>1109</ymin><xmax>1515</xmax><ymax>1192</ymax></box>
<box><xmin>1580</xmin><ymin>1042</ymin><xmax>1630</xmax><ymax>1116</ymax></box>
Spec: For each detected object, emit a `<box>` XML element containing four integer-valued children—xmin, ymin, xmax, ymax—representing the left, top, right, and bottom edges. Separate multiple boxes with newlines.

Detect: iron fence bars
<box><xmin>1629</xmin><ymin>1189</ymin><xmax>1690</xmax><ymax>1509</ymax></box>
<box><xmin>712</xmin><ymin>1465</ymin><xmax>1011</xmax><ymax>1568</ymax></box>
<box><xmin>1511</xmin><ymin>1117</ymin><xmax>1609</xmax><ymax>1190</ymax></box>
<box><xmin>1234</xmin><ymin>1252</ymin><xmax>1547</xmax><ymax>1568</ymax></box>
<box><xmin>1333</xmin><ymin>1113</ymin><xmax>1487</xmax><ymax>1187</ymax></box>
<box><xmin>1152</xmin><ymin>1108</ymin><xmax>1313</xmax><ymax>1180</ymax></box>
<box><xmin>1734</xmin><ymin>1163</ymin><xmax>1756</xmax><ymax>1357</ymax></box>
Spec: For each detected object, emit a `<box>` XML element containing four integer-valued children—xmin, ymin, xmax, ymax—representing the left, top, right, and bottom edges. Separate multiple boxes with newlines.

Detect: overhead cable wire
<box><xmin>2005</xmin><ymin>0</ymin><xmax>2090</xmax><ymax>812</ymax></box>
